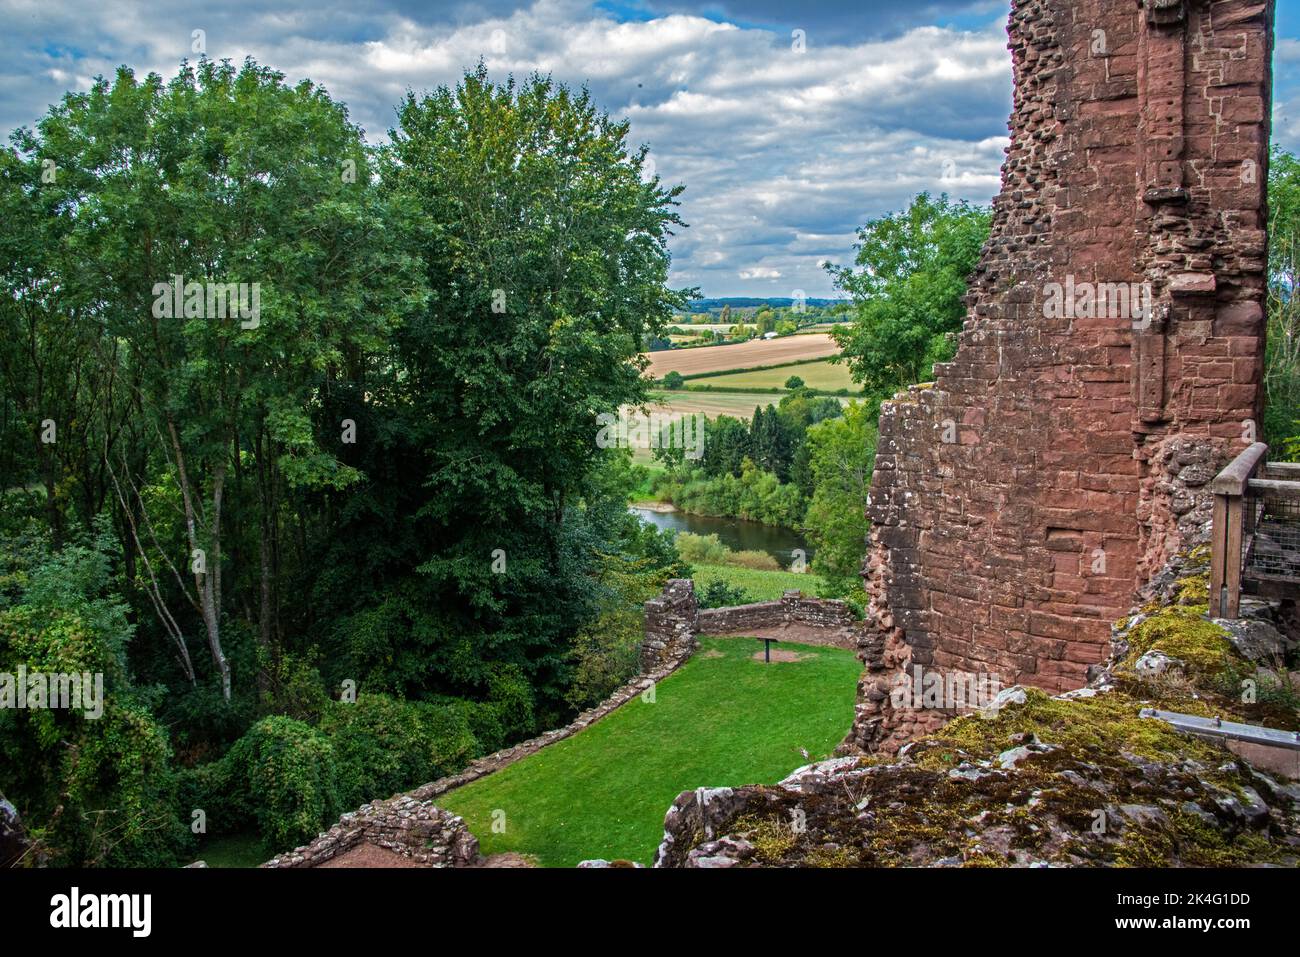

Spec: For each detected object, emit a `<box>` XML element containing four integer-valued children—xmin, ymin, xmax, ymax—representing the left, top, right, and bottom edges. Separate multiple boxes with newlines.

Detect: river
<box><xmin>629</xmin><ymin>505</ymin><xmax>812</xmax><ymax>568</ymax></box>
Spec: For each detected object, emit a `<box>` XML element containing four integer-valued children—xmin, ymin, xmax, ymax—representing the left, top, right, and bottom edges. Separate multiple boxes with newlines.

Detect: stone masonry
<box><xmin>850</xmin><ymin>0</ymin><xmax>1274</xmax><ymax>753</ymax></box>
<box><xmin>698</xmin><ymin>589</ymin><xmax>859</xmax><ymax>649</ymax></box>
<box><xmin>262</xmin><ymin>795</ymin><xmax>479</xmax><ymax>868</ymax></box>
<box><xmin>644</xmin><ymin>579</ymin><xmax>861</xmax><ymax>664</ymax></box>
<box><xmin>641</xmin><ymin>578</ymin><xmax>701</xmax><ymax>672</ymax></box>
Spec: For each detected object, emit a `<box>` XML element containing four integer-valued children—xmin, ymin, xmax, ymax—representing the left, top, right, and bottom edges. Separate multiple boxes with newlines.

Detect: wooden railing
<box><xmin>1208</xmin><ymin>442</ymin><xmax>1300</xmax><ymax>618</ymax></box>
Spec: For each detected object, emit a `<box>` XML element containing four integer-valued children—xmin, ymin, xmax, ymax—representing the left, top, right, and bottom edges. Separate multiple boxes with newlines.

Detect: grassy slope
<box><xmin>691</xmin><ymin>562</ymin><xmax>825</xmax><ymax>599</ymax></box>
<box><xmin>437</xmin><ymin>636</ymin><xmax>861</xmax><ymax>866</ymax></box>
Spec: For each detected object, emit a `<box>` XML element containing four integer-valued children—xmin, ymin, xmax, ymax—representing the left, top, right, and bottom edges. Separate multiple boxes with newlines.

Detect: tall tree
<box><xmin>827</xmin><ymin>192</ymin><xmax>991</xmax><ymax>395</ymax></box>
<box><xmin>4</xmin><ymin>59</ymin><xmax>418</xmax><ymax>699</ymax></box>
<box><xmin>802</xmin><ymin>401</ymin><xmax>876</xmax><ymax>597</ymax></box>
<box><xmin>378</xmin><ymin>67</ymin><xmax>688</xmax><ymax>703</ymax></box>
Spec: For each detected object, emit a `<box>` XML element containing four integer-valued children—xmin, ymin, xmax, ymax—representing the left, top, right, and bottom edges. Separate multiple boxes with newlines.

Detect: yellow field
<box><xmin>643</xmin><ymin>334</ymin><xmax>839</xmax><ymax>378</ymax></box>
<box><xmin>700</xmin><ymin>359</ymin><xmax>856</xmax><ymax>391</ymax></box>
<box><xmin>633</xmin><ymin>390</ymin><xmax>850</xmax><ymax>422</ymax></box>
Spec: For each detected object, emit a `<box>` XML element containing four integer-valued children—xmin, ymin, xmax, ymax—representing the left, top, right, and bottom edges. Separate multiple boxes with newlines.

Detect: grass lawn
<box><xmin>437</xmin><ymin>636</ymin><xmax>861</xmax><ymax>867</ymax></box>
<box><xmin>198</xmin><ymin>831</ymin><xmax>271</xmax><ymax>868</ymax></box>
<box><xmin>692</xmin><ymin>562</ymin><xmax>825</xmax><ymax>600</ymax></box>
<box><xmin>701</xmin><ymin>359</ymin><xmax>857</xmax><ymax>392</ymax></box>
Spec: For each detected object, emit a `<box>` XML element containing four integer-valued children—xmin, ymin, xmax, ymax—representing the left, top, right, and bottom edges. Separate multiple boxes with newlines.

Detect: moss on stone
<box><xmin>1173</xmin><ymin>573</ymin><xmax>1210</xmax><ymax>606</ymax></box>
<box><xmin>802</xmin><ymin>844</ymin><xmax>861</xmax><ymax>867</ymax></box>
<box><xmin>914</xmin><ymin>688</ymin><xmax>1226</xmax><ymax>768</ymax></box>
<box><xmin>734</xmin><ymin>814</ymin><xmax>797</xmax><ymax>863</ymax></box>
<box><xmin>1121</xmin><ymin>606</ymin><xmax>1233</xmax><ymax>674</ymax></box>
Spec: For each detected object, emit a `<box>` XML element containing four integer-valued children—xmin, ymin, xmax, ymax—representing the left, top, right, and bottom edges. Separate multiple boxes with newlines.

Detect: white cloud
<box><xmin>1</xmin><ymin>1</ymin><xmax>1020</xmax><ymax>295</ymax></box>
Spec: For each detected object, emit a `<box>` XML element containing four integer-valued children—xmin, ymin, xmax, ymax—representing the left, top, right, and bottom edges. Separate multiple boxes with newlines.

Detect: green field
<box><xmin>700</xmin><ymin>359</ymin><xmax>857</xmax><ymax>391</ymax></box>
<box><xmin>437</xmin><ymin>636</ymin><xmax>861</xmax><ymax>866</ymax></box>
<box><xmin>692</xmin><ymin>562</ymin><xmax>825</xmax><ymax>599</ymax></box>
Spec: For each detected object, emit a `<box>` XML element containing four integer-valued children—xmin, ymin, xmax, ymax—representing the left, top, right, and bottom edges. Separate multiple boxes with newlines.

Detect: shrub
<box><xmin>728</xmin><ymin>549</ymin><xmax>781</xmax><ymax>570</ymax></box>
<box><xmin>226</xmin><ymin>716</ymin><xmax>341</xmax><ymax>851</ymax></box>
<box><xmin>319</xmin><ymin>693</ymin><xmax>477</xmax><ymax>808</ymax></box>
<box><xmin>662</xmin><ymin>370</ymin><xmax>685</xmax><ymax>389</ymax></box>
<box><xmin>784</xmin><ymin>375</ymin><xmax>805</xmax><ymax>389</ymax></box>
<box><xmin>675</xmin><ymin>532</ymin><xmax>733</xmax><ymax>564</ymax></box>
<box><xmin>566</xmin><ymin>608</ymin><xmax>643</xmax><ymax>710</ymax></box>
<box><xmin>485</xmin><ymin>663</ymin><xmax>537</xmax><ymax>742</ymax></box>
<box><xmin>698</xmin><ymin>579</ymin><xmax>754</xmax><ymax>609</ymax></box>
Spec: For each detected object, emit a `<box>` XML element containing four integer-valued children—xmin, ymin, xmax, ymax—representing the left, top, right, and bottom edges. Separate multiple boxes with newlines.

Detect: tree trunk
<box><xmin>168</xmin><ymin>415</ymin><xmax>231</xmax><ymax>701</ymax></box>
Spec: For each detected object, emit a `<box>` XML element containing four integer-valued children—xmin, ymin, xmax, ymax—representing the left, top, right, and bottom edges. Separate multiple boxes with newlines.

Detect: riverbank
<box><xmin>629</xmin><ymin>504</ymin><xmax>811</xmax><ymax>568</ymax></box>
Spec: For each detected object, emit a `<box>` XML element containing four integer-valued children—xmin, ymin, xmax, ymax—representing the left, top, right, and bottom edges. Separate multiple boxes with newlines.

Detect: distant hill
<box><xmin>681</xmin><ymin>296</ymin><xmax>845</xmax><ymax>313</ymax></box>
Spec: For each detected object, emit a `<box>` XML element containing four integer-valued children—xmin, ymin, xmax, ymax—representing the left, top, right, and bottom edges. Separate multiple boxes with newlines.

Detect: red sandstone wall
<box><xmin>849</xmin><ymin>0</ymin><xmax>1273</xmax><ymax>752</ymax></box>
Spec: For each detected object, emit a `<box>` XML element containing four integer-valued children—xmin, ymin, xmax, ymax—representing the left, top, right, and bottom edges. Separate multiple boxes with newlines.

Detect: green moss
<box><xmin>1114</xmin><ymin>826</ymin><xmax>1175</xmax><ymax>868</ymax></box>
<box><xmin>1122</xmin><ymin>606</ymin><xmax>1233</xmax><ymax>674</ymax></box>
<box><xmin>734</xmin><ymin>814</ymin><xmax>798</xmax><ymax>863</ymax></box>
<box><xmin>802</xmin><ymin>844</ymin><xmax>861</xmax><ymax>868</ymax></box>
<box><xmin>914</xmin><ymin>688</ymin><xmax>1226</xmax><ymax>769</ymax></box>
<box><xmin>1173</xmin><ymin>573</ymin><xmax>1209</xmax><ymax>606</ymax></box>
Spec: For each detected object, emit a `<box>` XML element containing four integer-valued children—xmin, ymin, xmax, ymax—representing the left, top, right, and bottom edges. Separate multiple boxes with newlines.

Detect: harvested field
<box><xmin>633</xmin><ymin>390</ymin><xmax>850</xmax><ymax>422</ymax></box>
<box><xmin>642</xmin><ymin>334</ymin><xmax>839</xmax><ymax>378</ymax></box>
<box><xmin>702</xmin><ymin>359</ymin><xmax>857</xmax><ymax>391</ymax></box>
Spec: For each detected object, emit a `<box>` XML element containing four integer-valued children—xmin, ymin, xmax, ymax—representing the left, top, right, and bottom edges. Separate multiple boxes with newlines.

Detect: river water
<box><xmin>629</xmin><ymin>505</ymin><xmax>812</xmax><ymax>568</ymax></box>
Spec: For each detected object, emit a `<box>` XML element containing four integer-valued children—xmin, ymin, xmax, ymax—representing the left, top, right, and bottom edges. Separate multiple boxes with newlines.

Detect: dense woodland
<box><xmin>0</xmin><ymin>60</ymin><xmax>691</xmax><ymax>864</ymax></box>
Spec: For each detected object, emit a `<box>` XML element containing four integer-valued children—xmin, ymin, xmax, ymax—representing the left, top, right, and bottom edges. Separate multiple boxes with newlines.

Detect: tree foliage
<box><xmin>826</xmin><ymin>192</ymin><xmax>991</xmax><ymax>396</ymax></box>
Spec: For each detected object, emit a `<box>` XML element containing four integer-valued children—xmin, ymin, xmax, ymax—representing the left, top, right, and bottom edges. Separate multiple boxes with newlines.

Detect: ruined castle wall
<box><xmin>850</xmin><ymin>0</ymin><xmax>1273</xmax><ymax>752</ymax></box>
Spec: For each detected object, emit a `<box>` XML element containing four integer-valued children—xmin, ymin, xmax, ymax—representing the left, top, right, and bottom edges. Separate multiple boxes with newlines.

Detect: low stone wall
<box><xmin>641</xmin><ymin>578</ymin><xmax>700</xmax><ymax>671</ymax></box>
<box><xmin>697</xmin><ymin>589</ymin><xmax>858</xmax><ymax>650</ymax></box>
<box><xmin>262</xmin><ymin>795</ymin><xmax>479</xmax><ymax>868</ymax></box>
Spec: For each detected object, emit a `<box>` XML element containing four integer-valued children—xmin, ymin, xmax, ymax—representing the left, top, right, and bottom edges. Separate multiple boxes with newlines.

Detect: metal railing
<box><xmin>1208</xmin><ymin>442</ymin><xmax>1300</xmax><ymax>618</ymax></box>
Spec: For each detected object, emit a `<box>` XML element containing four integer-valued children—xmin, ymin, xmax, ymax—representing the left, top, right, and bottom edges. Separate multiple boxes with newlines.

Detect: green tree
<box><xmin>2</xmin><ymin>58</ymin><xmax>417</xmax><ymax>700</ymax></box>
<box><xmin>827</xmin><ymin>192</ymin><xmax>990</xmax><ymax>395</ymax></box>
<box><xmin>803</xmin><ymin>401</ymin><xmax>876</xmax><ymax>597</ymax></box>
<box><xmin>663</xmin><ymin>370</ymin><xmax>686</xmax><ymax>389</ymax></box>
<box><xmin>378</xmin><ymin>67</ymin><xmax>688</xmax><ymax>706</ymax></box>
<box><xmin>1266</xmin><ymin>148</ymin><xmax>1300</xmax><ymax>459</ymax></box>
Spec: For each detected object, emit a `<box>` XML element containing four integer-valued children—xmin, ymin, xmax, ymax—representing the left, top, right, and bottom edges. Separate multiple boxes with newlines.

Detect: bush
<box><xmin>674</xmin><ymin>532</ymin><xmax>733</xmax><ymax>565</ymax></box>
<box><xmin>784</xmin><ymin>375</ymin><xmax>805</xmax><ymax>389</ymax></box>
<box><xmin>319</xmin><ymin>693</ymin><xmax>477</xmax><ymax>809</ymax></box>
<box><xmin>566</xmin><ymin>608</ymin><xmax>643</xmax><ymax>710</ymax></box>
<box><xmin>662</xmin><ymin>370</ymin><xmax>685</xmax><ymax>389</ymax></box>
<box><xmin>0</xmin><ymin>531</ymin><xmax>189</xmax><ymax>867</ymax></box>
<box><xmin>485</xmin><ymin>663</ymin><xmax>537</xmax><ymax>742</ymax></box>
<box><xmin>226</xmin><ymin>716</ymin><xmax>341</xmax><ymax>851</ymax></box>
<box><xmin>698</xmin><ymin>579</ymin><xmax>754</xmax><ymax>609</ymax></box>
<box><xmin>728</xmin><ymin>549</ymin><xmax>781</xmax><ymax>570</ymax></box>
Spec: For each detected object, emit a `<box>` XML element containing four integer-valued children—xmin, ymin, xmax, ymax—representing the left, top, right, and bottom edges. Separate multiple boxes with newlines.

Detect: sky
<box><xmin>2</xmin><ymin>0</ymin><xmax>1297</xmax><ymax>298</ymax></box>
